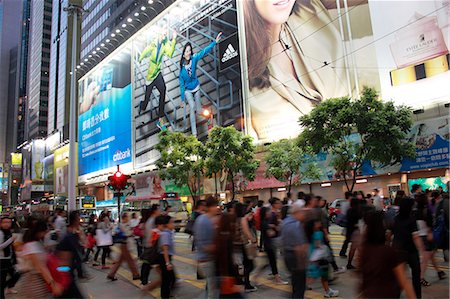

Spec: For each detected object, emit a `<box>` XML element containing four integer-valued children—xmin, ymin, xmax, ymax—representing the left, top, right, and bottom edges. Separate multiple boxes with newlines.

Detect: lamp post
<box><xmin>202</xmin><ymin>108</ymin><xmax>213</xmax><ymax>130</ymax></box>
<box><xmin>64</xmin><ymin>4</ymin><xmax>87</xmax><ymax>212</ymax></box>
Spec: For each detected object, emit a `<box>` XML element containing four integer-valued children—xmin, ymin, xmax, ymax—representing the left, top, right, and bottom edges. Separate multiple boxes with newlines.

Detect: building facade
<box><xmin>26</xmin><ymin>0</ymin><xmax>52</xmax><ymax>139</ymax></box>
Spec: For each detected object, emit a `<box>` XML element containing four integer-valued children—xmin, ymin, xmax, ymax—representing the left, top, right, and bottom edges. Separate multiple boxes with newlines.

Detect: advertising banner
<box><xmin>21</xmin><ymin>148</ymin><xmax>32</xmax><ymax>201</ymax></box>
<box><xmin>11</xmin><ymin>153</ymin><xmax>22</xmax><ymax>168</ymax></box>
<box><xmin>132</xmin><ymin>0</ymin><xmax>242</xmax><ymax>168</ymax></box>
<box><xmin>31</xmin><ymin>139</ymin><xmax>46</xmax><ymax>182</ymax></box>
<box><xmin>239</xmin><ymin>0</ymin><xmax>380</xmax><ymax>143</ymax></box>
<box><xmin>301</xmin><ymin>116</ymin><xmax>450</xmax><ymax>182</ymax></box>
<box><xmin>78</xmin><ymin>47</ymin><xmax>133</xmax><ymax>176</ymax></box>
<box><xmin>54</xmin><ymin>145</ymin><xmax>69</xmax><ymax>196</ymax></box>
<box><xmin>369</xmin><ymin>0</ymin><xmax>450</xmax><ymax>108</ymax></box>
<box><xmin>408</xmin><ymin>177</ymin><xmax>449</xmax><ymax>193</ymax></box>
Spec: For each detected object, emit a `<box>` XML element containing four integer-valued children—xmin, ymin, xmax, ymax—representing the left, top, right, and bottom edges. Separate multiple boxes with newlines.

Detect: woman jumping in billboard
<box><xmin>243</xmin><ymin>0</ymin><xmax>351</xmax><ymax>142</ymax></box>
<box><xmin>179</xmin><ymin>32</ymin><xmax>222</xmax><ymax>136</ymax></box>
<box><xmin>138</xmin><ymin>29</ymin><xmax>177</xmax><ymax>131</ymax></box>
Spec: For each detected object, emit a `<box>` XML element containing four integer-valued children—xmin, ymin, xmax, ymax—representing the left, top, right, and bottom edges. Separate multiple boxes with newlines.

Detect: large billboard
<box><xmin>54</xmin><ymin>145</ymin><xmax>69</xmax><ymax>196</ymax></box>
<box><xmin>238</xmin><ymin>0</ymin><xmax>450</xmax><ymax>143</ymax></box>
<box><xmin>79</xmin><ymin>0</ymin><xmax>243</xmax><ymax>178</ymax></box>
<box><xmin>132</xmin><ymin>0</ymin><xmax>242</xmax><ymax>168</ymax></box>
<box><xmin>78</xmin><ymin>47</ymin><xmax>133</xmax><ymax>177</ymax></box>
<box><xmin>369</xmin><ymin>0</ymin><xmax>450</xmax><ymax>107</ymax></box>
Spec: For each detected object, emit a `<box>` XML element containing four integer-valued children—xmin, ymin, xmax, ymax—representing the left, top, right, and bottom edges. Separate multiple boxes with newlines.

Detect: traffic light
<box><xmin>107</xmin><ymin>168</ymin><xmax>131</xmax><ymax>191</ymax></box>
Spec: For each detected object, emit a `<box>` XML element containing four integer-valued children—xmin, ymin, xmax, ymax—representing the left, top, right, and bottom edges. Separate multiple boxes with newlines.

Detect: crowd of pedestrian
<box><xmin>1</xmin><ymin>183</ymin><xmax>448</xmax><ymax>299</ymax></box>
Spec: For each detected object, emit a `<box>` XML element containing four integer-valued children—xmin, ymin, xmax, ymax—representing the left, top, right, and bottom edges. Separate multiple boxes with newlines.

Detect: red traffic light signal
<box><xmin>108</xmin><ymin>168</ymin><xmax>131</xmax><ymax>191</ymax></box>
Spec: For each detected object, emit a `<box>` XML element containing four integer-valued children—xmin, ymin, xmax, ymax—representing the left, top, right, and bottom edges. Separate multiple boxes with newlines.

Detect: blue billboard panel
<box><xmin>78</xmin><ymin>49</ymin><xmax>132</xmax><ymax>176</ymax></box>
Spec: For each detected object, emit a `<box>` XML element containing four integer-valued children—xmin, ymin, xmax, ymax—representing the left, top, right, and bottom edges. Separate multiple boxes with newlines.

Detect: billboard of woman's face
<box><xmin>241</xmin><ymin>0</ymin><xmax>378</xmax><ymax>143</ymax></box>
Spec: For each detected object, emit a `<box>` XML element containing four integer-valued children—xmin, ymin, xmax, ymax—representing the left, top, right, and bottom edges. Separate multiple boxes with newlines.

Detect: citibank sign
<box><xmin>113</xmin><ymin>148</ymin><xmax>131</xmax><ymax>162</ymax></box>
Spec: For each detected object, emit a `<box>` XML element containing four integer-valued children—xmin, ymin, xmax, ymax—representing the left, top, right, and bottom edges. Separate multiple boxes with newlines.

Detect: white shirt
<box><xmin>373</xmin><ymin>195</ymin><xmax>383</xmax><ymax>211</ymax></box>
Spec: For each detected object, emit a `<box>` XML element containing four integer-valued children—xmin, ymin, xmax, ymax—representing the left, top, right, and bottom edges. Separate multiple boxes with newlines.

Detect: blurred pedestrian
<box><xmin>359</xmin><ymin>211</ymin><xmax>416</xmax><ymax>299</ymax></box>
<box><xmin>392</xmin><ymin>197</ymin><xmax>424</xmax><ymax>298</ymax></box>
<box><xmin>281</xmin><ymin>201</ymin><xmax>308</xmax><ymax>299</ymax></box>
<box><xmin>54</xmin><ymin>208</ymin><xmax>67</xmax><ymax>241</ymax></box>
<box><xmin>215</xmin><ymin>213</ymin><xmax>243</xmax><ymax>299</ymax></box>
<box><xmin>141</xmin><ymin>204</ymin><xmax>161</xmax><ymax>286</ymax></box>
<box><xmin>20</xmin><ymin>219</ymin><xmax>63</xmax><ymax>298</ymax></box>
<box><xmin>0</xmin><ymin>217</ymin><xmax>20</xmax><ymax>298</ymax></box>
<box><xmin>130</xmin><ymin>212</ymin><xmax>142</xmax><ymax>257</ymax></box>
<box><xmin>340</xmin><ymin>197</ymin><xmax>362</xmax><ymax>269</ymax></box>
<box><xmin>159</xmin><ymin>215</ymin><xmax>176</xmax><ymax>299</ymax></box>
<box><xmin>93</xmin><ymin>213</ymin><xmax>113</xmax><ymax>269</ymax></box>
<box><xmin>262</xmin><ymin>197</ymin><xmax>288</xmax><ymax>284</ymax></box>
<box><xmin>107</xmin><ymin>213</ymin><xmax>140</xmax><ymax>281</ymax></box>
<box><xmin>372</xmin><ymin>189</ymin><xmax>383</xmax><ymax>211</ymax></box>
<box><xmin>83</xmin><ymin>228</ymin><xmax>96</xmax><ymax>263</ymax></box>
<box><xmin>254</xmin><ymin>200</ymin><xmax>264</xmax><ymax>252</ymax></box>
<box><xmin>305</xmin><ymin>219</ymin><xmax>339</xmax><ymax>298</ymax></box>
<box><xmin>233</xmin><ymin>203</ymin><xmax>257</xmax><ymax>292</ymax></box>
<box><xmin>194</xmin><ymin>196</ymin><xmax>221</xmax><ymax>299</ymax></box>
<box><xmin>55</xmin><ymin>211</ymin><xmax>85</xmax><ymax>298</ymax></box>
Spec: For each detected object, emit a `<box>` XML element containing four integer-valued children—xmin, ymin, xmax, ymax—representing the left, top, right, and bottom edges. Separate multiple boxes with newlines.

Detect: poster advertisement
<box><xmin>239</xmin><ymin>0</ymin><xmax>380</xmax><ymax>143</ymax></box>
<box><xmin>132</xmin><ymin>0</ymin><xmax>242</xmax><ymax>168</ymax></box>
<box><xmin>20</xmin><ymin>148</ymin><xmax>32</xmax><ymax>201</ymax></box>
<box><xmin>369</xmin><ymin>0</ymin><xmax>450</xmax><ymax>108</ymax></box>
<box><xmin>301</xmin><ymin>116</ymin><xmax>450</xmax><ymax>182</ymax></box>
<box><xmin>54</xmin><ymin>145</ymin><xmax>69</xmax><ymax>196</ymax></box>
<box><xmin>78</xmin><ymin>47</ymin><xmax>133</xmax><ymax>177</ymax></box>
<box><xmin>31</xmin><ymin>139</ymin><xmax>45</xmax><ymax>182</ymax></box>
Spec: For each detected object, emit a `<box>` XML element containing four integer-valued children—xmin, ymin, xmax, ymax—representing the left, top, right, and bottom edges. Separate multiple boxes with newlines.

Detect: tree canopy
<box><xmin>156</xmin><ymin>131</ymin><xmax>206</xmax><ymax>204</ymax></box>
<box><xmin>205</xmin><ymin>126</ymin><xmax>259</xmax><ymax>200</ymax></box>
<box><xmin>298</xmin><ymin>87</ymin><xmax>415</xmax><ymax>191</ymax></box>
<box><xmin>265</xmin><ymin>139</ymin><xmax>321</xmax><ymax>194</ymax></box>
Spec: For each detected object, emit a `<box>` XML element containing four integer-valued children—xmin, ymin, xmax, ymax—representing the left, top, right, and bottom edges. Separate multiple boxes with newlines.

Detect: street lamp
<box><xmin>64</xmin><ymin>3</ymin><xmax>87</xmax><ymax>212</ymax></box>
<box><xmin>202</xmin><ymin>108</ymin><xmax>213</xmax><ymax>130</ymax></box>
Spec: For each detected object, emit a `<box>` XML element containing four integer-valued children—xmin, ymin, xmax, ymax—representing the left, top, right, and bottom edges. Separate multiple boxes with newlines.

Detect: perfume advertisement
<box><xmin>369</xmin><ymin>0</ymin><xmax>450</xmax><ymax>107</ymax></box>
<box><xmin>31</xmin><ymin>140</ymin><xmax>46</xmax><ymax>182</ymax></box>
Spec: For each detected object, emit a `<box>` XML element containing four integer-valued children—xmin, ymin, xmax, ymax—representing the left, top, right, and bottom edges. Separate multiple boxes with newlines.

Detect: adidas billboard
<box><xmin>218</xmin><ymin>33</ymin><xmax>239</xmax><ymax>72</ymax></box>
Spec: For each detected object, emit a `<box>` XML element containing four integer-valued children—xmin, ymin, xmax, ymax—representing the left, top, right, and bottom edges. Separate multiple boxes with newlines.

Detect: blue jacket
<box><xmin>179</xmin><ymin>41</ymin><xmax>217</xmax><ymax>101</ymax></box>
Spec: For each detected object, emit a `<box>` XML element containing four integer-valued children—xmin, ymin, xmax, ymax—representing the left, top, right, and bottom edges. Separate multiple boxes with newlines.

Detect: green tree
<box><xmin>298</xmin><ymin>87</ymin><xmax>415</xmax><ymax>192</ymax></box>
<box><xmin>156</xmin><ymin>131</ymin><xmax>206</xmax><ymax>204</ymax></box>
<box><xmin>205</xmin><ymin>126</ymin><xmax>259</xmax><ymax>200</ymax></box>
<box><xmin>265</xmin><ymin>139</ymin><xmax>321</xmax><ymax>194</ymax></box>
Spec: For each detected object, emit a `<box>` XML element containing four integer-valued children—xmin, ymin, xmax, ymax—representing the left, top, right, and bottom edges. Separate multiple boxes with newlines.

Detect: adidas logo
<box><xmin>221</xmin><ymin>44</ymin><xmax>238</xmax><ymax>63</ymax></box>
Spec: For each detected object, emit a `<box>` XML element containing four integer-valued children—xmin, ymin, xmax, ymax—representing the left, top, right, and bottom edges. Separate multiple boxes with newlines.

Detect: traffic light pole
<box><xmin>116</xmin><ymin>191</ymin><xmax>123</xmax><ymax>223</ymax></box>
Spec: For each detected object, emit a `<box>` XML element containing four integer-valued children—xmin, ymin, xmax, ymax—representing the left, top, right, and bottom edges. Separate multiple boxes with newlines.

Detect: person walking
<box><xmin>392</xmin><ymin>197</ymin><xmax>424</xmax><ymax>298</ymax></box>
<box><xmin>158</xmin><ymin>216</ymin><xmax>176</xmax><ymax>299</ymax></box>
<box><xmin>141</xmin><ymin>205</ymin><xmax>161</xmax><ymax>286</ymax></box>
<box><xmin>359</xmin><ymin>211</ymin><xmax>416</xmax><ymax>299</ymax></box>
<box><xmin>415</xmin><ymin>193</ymin><xmax>445</xmax><ymax>286</ymax></box>
<box><xmin>179</xmin><ymin>32</ymin><xmax>222</xmax><ymax>136</ymax></box>
<box><xmin>215</xmin><ymin>213</ymin><xmax>244</xmax><ymax>299</ymax></box>
<box><xmin>94</xmin><ymin>213</ymin><xmax>113</xmax><ymax>269</ymax></box>
<box><xmin>233</xmin><ymin>203</ymin><xmax>257</xmax><ymax>292</ymax></box>
<box><xmin>305</xmin><ymin>219</ymin><xmax>339</xmax><ymax>298</ymax></box>
<box><xmin>107</xmin><ymin>213</ymin><xmax>140</xmax><ymax>281</ymax></box>
<box><xmin>55</xmin><ymin>211</ymin><xmax>85</xmax><ymax>298</ymax></box>
<box><xmin>129</xmin><ymin>212</ymin><xmax>142</xmax><ymax>257</ymax></box>
<box><xmin>281</xmin><ymin>201</ymin><xmax>309</xmax><ymax>299</ymax></box>
<box><xmin>20</xmin><ymin>219</ymin><xmax>63</xmax><ymax>298</ymax></box>
<box><xmin>0</xmin><ymin>217</ymin><xmax>20</xmax><ymax>298</ymax></box>
<box><xmin>194</xmin><ymin>196</ymin><xmax>221</xmax><ymax>299</ymax></box>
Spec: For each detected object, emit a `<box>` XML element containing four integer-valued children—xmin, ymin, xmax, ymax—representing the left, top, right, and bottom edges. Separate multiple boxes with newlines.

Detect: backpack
<box><xmin>140</xmin><ymin>230</ymin><xmax>160</xmax><ymax>264</ymax></box>
<box><xmin>254</xmin><ymin>208</ymin><xmax>261</xmax><ymax>231</ymax></box>
<box><xmin>433</xmin><ymin>208</ymin><xmax>447</xmax><ymax>247</ymax></box>
<box><xmin>46</xmin><ymin>253</ymin><xmax>72</xmax><ymax>292</ymax></box>
<box><xmin>133</xmin><ymin>224</ymin><xmax>144</xmax><ymax>238</ymax></box>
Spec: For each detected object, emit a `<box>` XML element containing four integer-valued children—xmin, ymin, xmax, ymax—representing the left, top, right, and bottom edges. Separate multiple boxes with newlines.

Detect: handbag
<box><xmin>219</xmin><ymin>276</ymin><xmax>241</xmax><ymax>295</ymax></box>
<box><xmin>184</xmin><ymin>219</ymin><xmax>195</xmax><ymax>235</ymax></box>
<box><xmin>140</xmin><ymin>232</ymin><xmax>160</xmax><ymax>264</ymax></box>
<box><xmin>244</xmin><ymin>242</ymin><xmax>257</xmax><ymax>260</ymax></box>
<box><xmin>95</xmin><ymin>229</ymin><xmax>113</xmax><ymax>247</ymax></box>
<box><xmin>112</xmin><ymin>226</ymin><xmax>127</xmax><ymax>244</ymax></box>
<box><xmin>310</xmin><ymin>245</ymin><xmax>331</xmax><ymax>262</ymax></box>
<box><xmin>46</xmin><ymin>253</ymin><xmax>72</xmax><ymax>292</ymax></box>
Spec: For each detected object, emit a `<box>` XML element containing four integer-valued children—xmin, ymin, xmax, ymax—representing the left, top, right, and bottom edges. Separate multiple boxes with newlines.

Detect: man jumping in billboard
<box><xmin>138</xmin><ymin>28</ymin><xmax>177</xmax><ymax>131</ymax></box>
<box><xmin>179</xmin><ymin>32</ymin><xmax>222</xmax><ymax>136</ymax></box>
